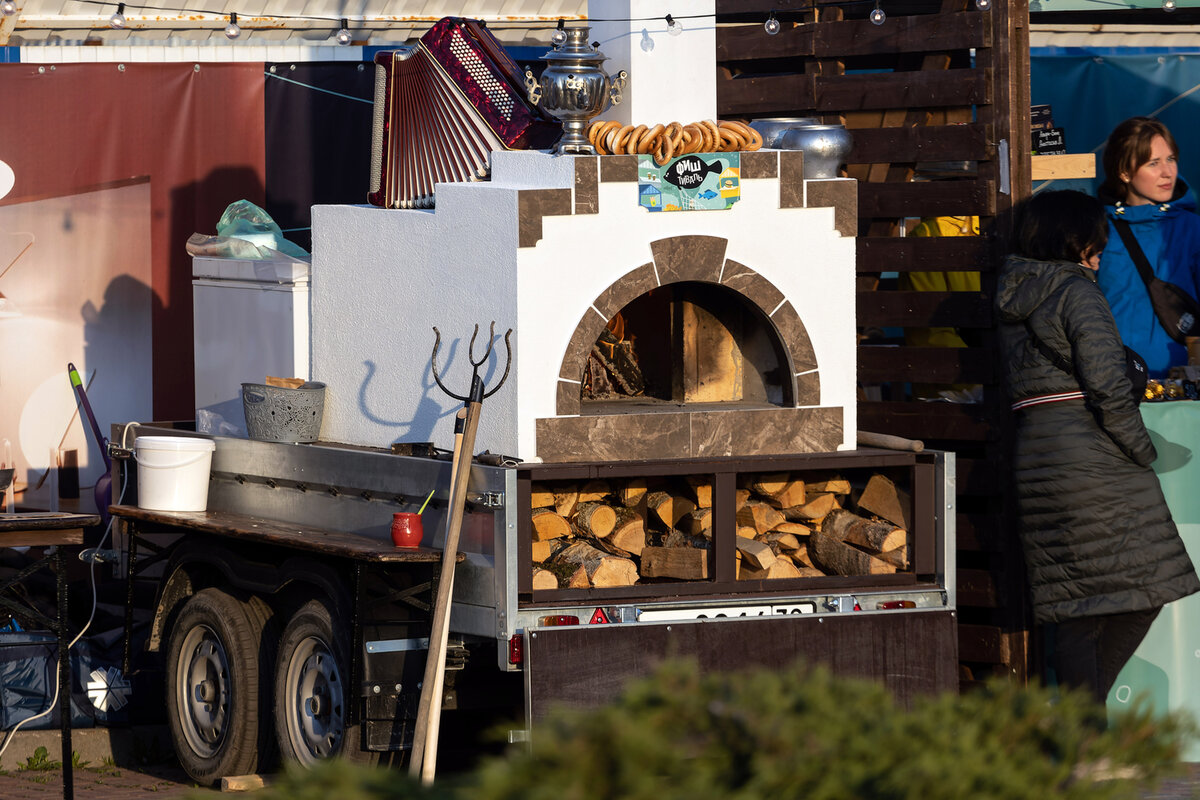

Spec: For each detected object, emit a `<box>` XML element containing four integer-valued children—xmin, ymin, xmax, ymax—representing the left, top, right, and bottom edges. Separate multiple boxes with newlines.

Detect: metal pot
<box><xmin>777</xmin><ymin>123</ymin><xmax>853</xmax><ymax>179</ymax></box>
<box><xmin>749</xmin><ymin>117</ymin><xmax>820</xmax><ymax>149</ymax></box>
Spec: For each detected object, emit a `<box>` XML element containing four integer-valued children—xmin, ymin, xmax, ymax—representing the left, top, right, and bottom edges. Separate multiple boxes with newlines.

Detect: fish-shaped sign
<box><xmin>637</xmin><ymin>152</ymin><xmax>740</xmax><ymax>212</ymax></box>
<box><xmin>662</xmin><ymin>156</ymin><xmax>724</xmax><ymax>190</ymax></box>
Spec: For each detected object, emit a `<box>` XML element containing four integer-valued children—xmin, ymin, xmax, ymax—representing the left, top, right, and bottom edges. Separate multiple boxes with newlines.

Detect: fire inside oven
<box><xmin>581</xmin><ymin>281</ymin><xmax>792</xmax><ymax>411</ymax></box>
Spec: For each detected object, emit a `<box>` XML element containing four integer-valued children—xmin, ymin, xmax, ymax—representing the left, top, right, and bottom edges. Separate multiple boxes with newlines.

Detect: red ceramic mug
<box><xmin>391</xmin><ymin>512</ymin><xmax>423</xmax><ymax>548</ymax></box>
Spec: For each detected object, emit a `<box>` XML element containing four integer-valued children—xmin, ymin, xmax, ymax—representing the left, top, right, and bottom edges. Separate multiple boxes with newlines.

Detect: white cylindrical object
<box><xmin>588</xmin><ymin>0</ymin><xmax>716</xmax><ymax>126</ymax></box>
<box><xmin>133</xmin><ymin>436</ymin><xmax>216</xmax><ymax>512</ymax></box>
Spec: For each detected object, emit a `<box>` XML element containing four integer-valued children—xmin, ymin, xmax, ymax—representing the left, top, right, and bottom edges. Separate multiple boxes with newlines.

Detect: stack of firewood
<box><xmin>528</xmin><ymin>472</ymin><xmax>912</xmax><ymax>590</ymax></box>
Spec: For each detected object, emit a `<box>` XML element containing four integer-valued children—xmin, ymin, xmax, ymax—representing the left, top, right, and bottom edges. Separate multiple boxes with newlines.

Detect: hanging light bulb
<box><xmin>224</xmin><ymin>11</ymin><xmax>241</xmax><ymax>39</ymax></box>
<box><xmin>551</xmin><ymin>18</ymin><xmax>567</xmax><ymax>47</ymax></box>
<box><xmin>1163</xmin><ymin>0</ymin><xmax>1178</xmax><ymax>11</ymax></box>
<box><xmin>0</xmin><ymin>0</ymin><xmax>17</xmax><ymax>17</ymax></box>
<box><xmin>665</xmin><ymin>14</ymin><xmax>682</xmax><ymax>36</ymax></box>
<box><xmin>335</xmin><ymin>18</ymin><xmax>351</xmax><ymax>45</ymax></box>
<box><xmin>764</xmin><ymin>11</ymin><xmax>781</xmax><ymax>35</ymax></box>
<box><xmin>109</xmin><ymin>2</ymin><xmax>126</xmax><ymax>29</ymax></box>
<box><xmin>870</xmin><ymin>3</ymin><xmax>886</xmax><ymax>24</ymax></box>
<box><xmin>975</xmin><ymin>0</ymin><xmax>992</xmax><ymax>9</ymax></box>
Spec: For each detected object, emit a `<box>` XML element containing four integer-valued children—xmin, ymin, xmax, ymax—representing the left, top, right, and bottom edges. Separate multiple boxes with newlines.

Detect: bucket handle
<box><xmin>133</xmin><ymin>451</ymin><xmax>213</xmax><ymax>469</ymax></box>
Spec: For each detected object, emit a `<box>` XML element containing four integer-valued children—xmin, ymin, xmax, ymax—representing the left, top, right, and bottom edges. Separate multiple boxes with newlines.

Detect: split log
<box><xmin>575</xmin><ymin>502</ymin><xmax>618</xmax><ymax>539</ymax></box>
<box><xmin>789</xmin><ymin>547</ymin><xmax>817</xmax><ymax>569</ymax></box>
<box><xmin>808</xmin><ymin>478</ymin><xmax>852</xmax><ymax>495</ymax></box>
<box><xmin>751</xmin><ymin>473</ymin><xmax>807</xmax><ymax>509</ymax></box>
<box><xmin>824</xmin><ymin>508</ymin><xmax>906</xmax><ymax>553</ymax></box>
<box><xmin>680</xmin><ymin>507</ymin><xmax>714</xmax><ymax>536</ymax></box>
<box><xmin>578</xmin><ymin>479</ymin><xmax>612</xmax><ymax>503</ymax></box>
<box><xmin>875</xmin><ymin>545</ymin><xmax>909</xmax><ymax>570</ymax></box>
<box><xmin>554</xmin><ymin>486</ymin><xmax>580</xmax><ymax>518</ymax></box>
<box><xmin>771</xmin><ymin>521</ymin><xmax>813</xmax><ymax>537</ymax></box>
<box><xmin>530</xmin><ymin>484</ymin><xmax>557</xmax><ymax>509</ymax></box>
<box><xmin>794</xmin><ymin>565</ymin><xmax>827</xmax><ymax>578</ymax></box>
<box><xmin>551</xmin><ymin>541</ymin><xmax>639</xmax><ymax>587</ymax></box>
<box><xmin>532</xmin><ymin>508</ymin><xmax>571</xmax><ymax>541</ymax></box>
<box><xmin>662</xmin><ymin>530</ymin><xmax>712</xmax><ymax>549</ymax></box>
<box><xmin>686</xmin><ymin>476</ymin><xmax>713</xmax><ymax>508</ymax></box>
<box><xmin>762</xmin><ymin>532</ymin><xmax>801</xmax><ymax>553</ymax></box>
<box><xmin>641</xmin><ymin>545</ymin><xmax>708</xmax><ymax>580</ymax></box>
<box><xmin>740</xmin><ymin>558</ymin><xmax>803</xmax><ymax>581</ymax></box>
<box><xmin>856</xmin><ymin>474</ymin><xmax>911</xmax><ymax>530</ymax></box>
<box><xmin>736</xmin><ymin>501</ymin><xmax>786</xmax><ymax>535</ymax></box>
<box><xmin>735</xmin><ymin>488</ymin><xmax>751</xmax><ymax>510</ymax></box>
<box><xmin>531</xmin><ymin>568</ymin><xmax>559</xmax><ymax>591</ymax></box>
<box><xmin>781</xmin><ymin>492</ymin><xmax>839</xmax><ymax>522</ymax></box>
<box><xmin>808</xmin><ymin>530</ymin><xmax>897</xmax><ymax>577</ymax></box>
<box><xmin>531</xmin><ymin>539</ymin><xmax>555</xmax><ymax>563</ymax></box>
<box><xmin>648</xmin><ymin>491</ymin><xmax>696</xmax><ymax>529</ymax></box>
<box><xmin>566</xmin><ymin>565</ymin><xmax>590</xmax><ymax>588</ymax></box>
<box><xmin>735</xmin><ymin>537</ymin><xmax>776</xmax><ymax>570</ymax></box>
<box><xmin>620</xmin><ymin>478</ymin><xmax>648</xmax><ymax>508</ymax></box>
<box><xmin>609</xmin><ymin>513</ymin><xmax>646</xmax><ymax>556</ymax></box>
<box><xmin>736</xmin><ymin>526</ymin><xmax>760</xmax><ymax>540</ymax></box>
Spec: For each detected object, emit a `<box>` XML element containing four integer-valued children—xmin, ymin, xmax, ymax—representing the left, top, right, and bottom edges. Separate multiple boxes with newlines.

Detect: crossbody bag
<box><xmin>1112</xmin><ymin>217</ymin><xmax>1200</xmax><ymax>343</ymax></box>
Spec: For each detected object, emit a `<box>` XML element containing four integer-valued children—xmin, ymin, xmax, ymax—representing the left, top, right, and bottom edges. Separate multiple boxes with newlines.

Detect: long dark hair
<box><xmin>1013</xmin><ymin>190</ymin><xmax>1108</xmax><ymax>263</ymax></box>
<box><xmin>1100</xmin><ymin>116</ymin><xmax>1178</xmax><ymax>203</ymax></box>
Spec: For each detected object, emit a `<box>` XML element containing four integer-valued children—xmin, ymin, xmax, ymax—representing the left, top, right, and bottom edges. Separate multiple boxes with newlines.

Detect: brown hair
<box><xmin>1100</xmin><ymin>116</ymin><xmax>1179</xmax><ymax>202</ymax></box>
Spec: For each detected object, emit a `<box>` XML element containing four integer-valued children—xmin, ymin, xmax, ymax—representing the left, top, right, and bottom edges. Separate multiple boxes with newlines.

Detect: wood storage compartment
<box><xmin>516</xmin><ymin>450</ymin><xmax>944</xmax><ymax>602</ymax></box>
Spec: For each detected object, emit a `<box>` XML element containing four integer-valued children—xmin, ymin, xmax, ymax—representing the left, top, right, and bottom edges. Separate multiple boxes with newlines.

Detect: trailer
<box><xmin>106</xmin><ymin>424</ymin><xmax>956</xmax><ymax>784</ymax></box>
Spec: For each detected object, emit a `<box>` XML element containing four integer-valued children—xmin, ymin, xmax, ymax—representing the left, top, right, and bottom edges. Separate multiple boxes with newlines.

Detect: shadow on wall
<box><xmin>164</xmin><ymin>167</ymin><xmax>267</xmax><ymax>423</ymax></box>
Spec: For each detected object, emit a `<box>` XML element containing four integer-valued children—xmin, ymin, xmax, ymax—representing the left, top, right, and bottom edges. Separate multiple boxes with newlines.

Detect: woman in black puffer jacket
<box><xmin>996</xmin><ymin>190</ymin><xmax>1199</xmax><ymax>703</ymax></box>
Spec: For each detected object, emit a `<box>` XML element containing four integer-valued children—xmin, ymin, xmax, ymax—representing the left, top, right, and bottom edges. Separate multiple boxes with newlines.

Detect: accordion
<box><xmin>368</xmin><ymin>17</ymin><xmax>561</xmax><ymax>209</ymax></box>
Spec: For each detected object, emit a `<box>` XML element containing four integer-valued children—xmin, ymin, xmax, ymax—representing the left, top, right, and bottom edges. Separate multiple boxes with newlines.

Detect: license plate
<box><xmin>636</xmin><ymin>602</ymin><xmax>815</xmax><ymax>622</ymax></box>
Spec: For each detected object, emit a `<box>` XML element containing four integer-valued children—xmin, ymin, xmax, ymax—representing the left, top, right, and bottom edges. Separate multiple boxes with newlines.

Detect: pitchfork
<box><xmin>411</xmin><ymin>322</ymin><xmax>511</xmax><ymax>784</ymax></box>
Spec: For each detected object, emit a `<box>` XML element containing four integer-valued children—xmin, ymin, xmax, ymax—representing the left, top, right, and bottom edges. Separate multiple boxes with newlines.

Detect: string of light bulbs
<box><xmin>0</xmin><ymin>0</ymin><xmax>1185</xmax><ymax>37</ymax></box>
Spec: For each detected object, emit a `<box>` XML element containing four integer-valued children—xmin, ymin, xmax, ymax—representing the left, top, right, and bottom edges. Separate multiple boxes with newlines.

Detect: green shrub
<box><xmin>239</xmin><ymin>659</ymin><xmax>1197</xmax><ymax>800</ymax></box>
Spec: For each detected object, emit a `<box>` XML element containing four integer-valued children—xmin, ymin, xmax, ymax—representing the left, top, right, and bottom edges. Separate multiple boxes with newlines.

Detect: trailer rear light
<box><xmin>508</xmin><ymin>634</ymin><xmax>523</xmax><ymax>665</ymax></box>
<box><xmin>538</xmin><ymin>614</ymin><xmax>579</xmax><ymax>627</ymax></box>
<box><xmin>877</xmin><ymin>600</ymin><xmax>916</xmax><ymax>610</ymax></box>
<box><xmin>589</xmin><ymin>608</ymin><xmax>610</xmax><ymax>624</ymax></box>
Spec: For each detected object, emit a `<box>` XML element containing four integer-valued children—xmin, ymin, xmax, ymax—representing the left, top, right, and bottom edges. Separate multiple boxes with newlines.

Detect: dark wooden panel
<box><xmin>814</xmin><ymin>12</ymin><xmax>989</xmax><ymax>57</ymax></box>
<box><xmin>847</xmin><ymin>122</ymin><xmax>992</xmax><ymax>164</ymax></box>
<box><xmin>526</xmin><ymin>611</ymin><xmax>959</xmax><ymax>719</ymax></box>
<box><xmin>717</xmin><ymin>74</ymin><xmax>816</xmax><ymax>116</ymax></box>
<box><xmin>858</xmin><ymin>345</ymin><xmax>994</xmax><ymax>384</ymax></box>
<box><xmin>956</xmin><ymin>456</ymin><xmax>1006</xmax><ymax>499</ymax></box>
<box><xmin>718</xmin><ymin>23</ymin><xmax>813</xmax><ymax>61</ymax></box>
<box><xmin>955</xmin><ymin>512</ymin><xmax>1009</xmax><ymax>553</ymax></box>
<box><xmin>957</xmin><ymin>567</ymin><xmax>1001</xmax><ymax>608</ymax></box>
<box><xmin>816</xmin><ymin>69</ymin><xmax>991</xmax><ymax>112</ymax></box>
<box><xmin>859</xmin><ymin>180</ymin><xmax>997</xmax><ymax>218</ymax></box>
<box><xmin>859</xmin><ymin>401</ymin><xmax>994</xmax><ymax>441</ymax></box>
<box><xmin>957</xmin><ymin>622</ymin><xmax>1010</xmax><ymax>664</ymax></box>
<box><xmin>857</xmin><ymin>236</ymin><xmax>994</xmax><ymax>273</ymax></box>
<box><xmin>857</xmin><ymin>291</ymin><xmax>993</xmax><ymax>328</ymax></box>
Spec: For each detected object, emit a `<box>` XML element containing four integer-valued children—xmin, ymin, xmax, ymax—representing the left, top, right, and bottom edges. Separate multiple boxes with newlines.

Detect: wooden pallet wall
<box><xmin>716</xmin><ymin>0</ymin><xmax>1033</xmax><ymax>684</ymax></box>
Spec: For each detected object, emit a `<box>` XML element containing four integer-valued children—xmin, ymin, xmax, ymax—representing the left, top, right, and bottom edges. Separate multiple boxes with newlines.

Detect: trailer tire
<box><xmin>274</xmin><ymin>598</ymin><xmax>377</xmax><ymax>767</ymax></box>
<box><xmin>165</xmin><ymin>587</ymin><xmax>273</xmax><ymax>785</ymax></box>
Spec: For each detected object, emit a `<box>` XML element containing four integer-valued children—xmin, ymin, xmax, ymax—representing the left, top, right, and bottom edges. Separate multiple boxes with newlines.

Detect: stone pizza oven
<box><xmin>310</xmin><ymin>148</ymin><xmax>859</xmax><ymax>463</ymax></box>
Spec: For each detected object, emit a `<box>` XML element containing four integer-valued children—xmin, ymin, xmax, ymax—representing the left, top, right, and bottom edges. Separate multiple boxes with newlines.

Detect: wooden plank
<box><xmin>815</xmin><ymin>68</ymin><xmax>991</xmax><ymax>112</ymax></box>
<box><xmin>717</xmin><ymin>23</ymin><xmax>813</xmax><ymax>61</ymax></box>
<box><xmin>858</xmin><ymin>346</ymin><xmax>995</xmax><ymax>384</ymax></box>
<box><xmin>1031</xmin><ymin>153</ymin><xmax>1095</xmax><ymax>181</ymax></box>
<box><xmin>847</xmin><ymin>122</ymin><xmax>992</xmax><ymax>164</ymax></box>
<box><xmin>957</xmin><ymin>623</ymin><xmax>1011</xmax><ymax>664</ymax></box>
<box><xmin>857</xmin><ymin>236</ymin><xmax>993</xmax><ymax>273</ymax></box>
<box><xmin>957</xmin><ymin>568</ymin><xmax>1000</xmax><ymax>607</ymax></box>
<box><xmin>857</xmin><ymin>291</ymin><xmax>993</xmax><ymax>329</ymax></box>
<box><xmin>717</xmin><ymin>74</ymin><xmax>816</xmax><ymax>116</ymax></box>
<box><xmin>858</xmin><ymin>401</ymin><xmax>993</xmax><ymax>441</ymax></box>
<box><xmin>859</xmin><ymin>180</ymin><xmax>997</xmax><ymax>218</ymax></box>
<box><xmin>813</xmin><ymin>12</ymin><xmax>989</xmax><ymax>57</ymax></box>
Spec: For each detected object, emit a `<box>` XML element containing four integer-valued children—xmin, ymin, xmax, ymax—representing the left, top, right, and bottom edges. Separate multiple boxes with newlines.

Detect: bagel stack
<box><xmin>586</xmin><ymin>119</ymin><xmax>764</xmax><ymax>166</ymax></box>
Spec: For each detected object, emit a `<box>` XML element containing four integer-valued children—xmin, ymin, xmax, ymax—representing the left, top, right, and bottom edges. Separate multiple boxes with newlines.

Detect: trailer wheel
<box><xmin>274</xmin><ymin>598</ymin><xmax>376</xmax><ymax>766</ymax></box>
<box><xmin>165</xmin><ymin>587</ymin><xmax>272</xmax><ymax>784</ymax></box>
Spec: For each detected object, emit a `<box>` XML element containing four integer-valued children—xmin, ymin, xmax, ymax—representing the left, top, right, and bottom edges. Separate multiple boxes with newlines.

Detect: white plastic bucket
<box><xmin>133</xmin><ymin>436</ymin><xmax>216</xmax><ymax>512</ymax></box>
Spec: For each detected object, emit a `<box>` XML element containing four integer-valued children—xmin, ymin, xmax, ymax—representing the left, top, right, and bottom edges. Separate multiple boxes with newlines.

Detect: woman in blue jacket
<box><xmin>1098</xmin><ymin>116</ymin><xmax>1200</xmax><ymax>376</ymax></box>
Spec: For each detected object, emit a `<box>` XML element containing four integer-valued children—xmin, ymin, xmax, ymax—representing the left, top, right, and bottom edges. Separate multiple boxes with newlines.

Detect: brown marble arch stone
<box><xmin>599</xmin><ymin>155</ymin><xmax>639</xmax><ymax>183</ymax></box>
<box><xmin>740</xmin><ymin>150</ymin><xmax>778</xmax><ymax>180</ymax></box>
<box><xmin>556</xmin><ymin>379</ymin><xmax>582</xmax><ymax>416</ymax></box>
<box><xmin>650</xmin><ymin>235</ymin><xmax>728</xmax><ymax>284</ymax></box>
<box><xmin>805</xmin><ymin>179</ymin><xmax>857</xmax><ymax>237</ymax></box>
<box><xmin>593</xmin><ymin>263</ymin><xmax>657</xmax><ymax>320</ymax></box>
<box><xmin>558</xmin><ymin>306</ymin><xmax>609</xmax><ymax>382</ymax></box>
<box><xmin>779</xmin><ymin>150</ymin><xmax>805</xmax><ymax>209</ymax></box>
<box><xmin>795</xmin><ymin>371</ymin><xmax>821</xmax><ymax>406</ymax></box>
<box><xmin>771</xmin><ymin>301</ymin><xmax>817</xmax><ymax>373</ymax></box>
<box><xmin>720</xmin><ymin>259</ymin><xmax>785</xmax><ymax>313</ymax></box>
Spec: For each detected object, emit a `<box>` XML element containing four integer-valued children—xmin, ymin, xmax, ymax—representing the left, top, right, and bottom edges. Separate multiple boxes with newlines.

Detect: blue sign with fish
<box><xmin>637</xmin><ymin>152</ymin><xmax>740</xmax><ymax>212</ymax></box>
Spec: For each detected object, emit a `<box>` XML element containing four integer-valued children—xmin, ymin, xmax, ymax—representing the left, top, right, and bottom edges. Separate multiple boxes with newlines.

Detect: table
<box><xmin>0</xmin><ymin>511</ymin><xmax>97</xmax><ymax>800</ymax></box>
<box><xmin>1107</xmin><ymin>403</ymin><xmax>1200</xmax><ymax>757</ymax></box>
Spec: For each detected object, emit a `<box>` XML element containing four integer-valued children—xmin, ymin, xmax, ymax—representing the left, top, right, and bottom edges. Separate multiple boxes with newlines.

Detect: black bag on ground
<box><xmin>1113</xmin><ymin>218</ymin><xmax>1200</xmax><ymax>343</ymax></box>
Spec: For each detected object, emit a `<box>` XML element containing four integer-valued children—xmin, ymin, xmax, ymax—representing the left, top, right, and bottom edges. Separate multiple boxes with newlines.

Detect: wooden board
<box><xmin>858</xmin><ymin>180</ymin><xmax>997</xmax><ymax>219</ymax></box>
<box><xmin>858</xmin><ymin>346</ymin><xmax>995</xmax><ymax>384</ymax></box>
<box><xmin>857</xmin><ymin>291</ymin><xmax>992</xmax><ymax>329</ymax></box>
<box><xmin>1031</xmin><ymin>153</ymin><xmax>1095</xmax><ymax>181</ymax></box>
<box><xmin>847</xmin><ymin>123</ymin><xmax>992</xmax><ymax>165</ymax></box>
<box><xmin>856</xmin><ymin>236</ymin><xmax>992</xmax><ymax>273</ymax></box>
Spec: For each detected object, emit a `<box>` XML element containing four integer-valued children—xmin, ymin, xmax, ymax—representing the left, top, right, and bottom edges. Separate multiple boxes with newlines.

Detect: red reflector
<box><xmin>877</xmin><ymin>600</ymin><xmax>916</xmax><ymax>610</ymax></box>
<box><xmin>589</xmin><ymin>608</ymin><xmax>610</xmax><ymax>624</ymax></box>
<box><xmin>853</xmin><ymin>602</ymin><xmax>862</xmax><ymax>611</ymax></box>
<box><xmin>538</xmin><ymin>615</ymin><xmax>579</xmax><ymax>627</ymax></box>
<box><xmin>508</xmin><ymin>634</ymin><xmax>523</xmax><ymax>665</ymax></box>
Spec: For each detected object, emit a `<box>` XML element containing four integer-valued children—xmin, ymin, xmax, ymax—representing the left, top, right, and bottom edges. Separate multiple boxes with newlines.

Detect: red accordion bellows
<box><xmin>368</xmin><ymin>17</ymin><xmax>561</xmax><ymax>209</ymax></box>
